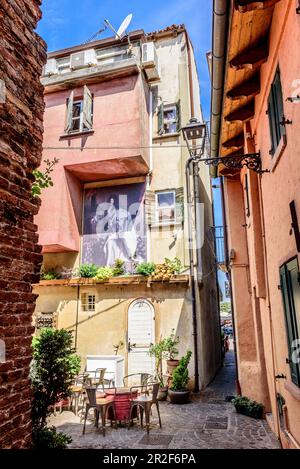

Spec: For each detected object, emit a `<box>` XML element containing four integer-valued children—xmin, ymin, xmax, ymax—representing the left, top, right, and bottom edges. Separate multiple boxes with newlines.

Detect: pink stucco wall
<box><xmin>226</xmin><ymin>1</ymin><xmax>300</xmax><ymax>448</ymax></box>
<box><xmin>36</xmin><ymin>73</ymin><xmax>150</xmax><ymax>252</ymax></box>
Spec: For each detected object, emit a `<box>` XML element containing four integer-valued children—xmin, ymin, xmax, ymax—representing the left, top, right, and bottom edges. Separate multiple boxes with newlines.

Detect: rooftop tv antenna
<box><xmin>84</xmin><ymin>14</ymin><xmax>133</xmax><ymax>45</ymax></box>
<box><xmin>105</xmin><ymin>14</ymin><xmax>133</xmax><ymax>40</ymax></box>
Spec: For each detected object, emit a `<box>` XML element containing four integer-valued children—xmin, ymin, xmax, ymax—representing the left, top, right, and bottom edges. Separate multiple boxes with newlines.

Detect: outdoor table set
<box><xmin>71</xmin><ymin>372</ymin><xmax>162</xmax><ymax>436</ymax></box>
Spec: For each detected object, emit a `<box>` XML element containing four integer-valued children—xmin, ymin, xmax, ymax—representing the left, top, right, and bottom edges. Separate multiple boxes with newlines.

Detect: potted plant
<box><xmin>168</xmin><ymin>350</ymin><xmax>192</xmax><ymax>404</ymax></box>
<box><xmin>164</xmin><ymin>329</ymin><xmax>180</xmax><ymax>377</ymax></box>
<box><xmin>232</xmin><ymin>396</ymin><xmax>264</xmax><ymax>419</ymax></box>
<box><xmin>149</xmin><ymin>339</ymin><xmax>169</xmax><ymax>401</ymax></box>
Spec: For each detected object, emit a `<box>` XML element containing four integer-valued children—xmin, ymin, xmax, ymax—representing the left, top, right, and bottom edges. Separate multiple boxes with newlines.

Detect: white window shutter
<box><xmin>83</xmin><ymin>85</ymin><xmax>93</xmax><ymax>130</ymax></box>
<box><xmin>65</xmin><ymin>90</ymin><xmax>74</xmax><ymax>133</ymax></box>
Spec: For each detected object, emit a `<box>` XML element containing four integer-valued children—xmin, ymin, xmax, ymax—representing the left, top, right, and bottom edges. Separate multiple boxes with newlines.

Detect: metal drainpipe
<box><xmin>210</xmin><ymin>0</ymin><xmax>230</xmax><ymax>178</ymax></box>
<box><xmin>186</xmin><ymin>158</ymin><xmax>200</xmax><ymax>393</ymax></box>
<box><xmin>74</xmin><ymin>285</ymin><xmax>80</xmax><ymax>350</ymax></box>
<box><xmin>193</xmin><ymin>162</ymin><xmax>203</xmax><ymax>284</ymax></box>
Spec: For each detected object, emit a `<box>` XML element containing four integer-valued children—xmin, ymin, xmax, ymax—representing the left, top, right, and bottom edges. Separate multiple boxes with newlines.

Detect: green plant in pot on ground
<box><xmin>149</xmin><ymin>339</ymin><xmax>169</xmax><ymax>401</ymax></box>
<box><xmin>163</xmin><ymin>329</ymin><xmax>180</xmax><ymax>381</ymax></box>
<box><xmin>232</xmin><ymin>396</ymin><xmax>264</xmax><ymax>419</ymax></box>
<box><xmin>30</xmin><ymin>328</ymin><xmax>81</xmax><ymax>448</ymax></box>
<box><xmin>168</xmin><ymin>350</ymin><xmax>192</xmax><ymax>404</ymax></box>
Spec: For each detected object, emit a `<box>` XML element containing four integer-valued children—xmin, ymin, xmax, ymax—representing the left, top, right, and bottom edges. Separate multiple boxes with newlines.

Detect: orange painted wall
<box><xmin>226</xmin><ymin>0</ymin><xmax>300</xmax><ymax>448</ymax></box>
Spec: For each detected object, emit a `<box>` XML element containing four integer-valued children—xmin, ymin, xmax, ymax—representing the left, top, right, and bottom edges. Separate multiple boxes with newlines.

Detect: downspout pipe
<box><xmin>210</xmin><ymin>0</ymin><xmax>230</xmax><ymax>178</ymax></box>
<box><xmin>186</xmin><ymin>157</ymin><xmax>200</xmax><ymax>393</ymax></box>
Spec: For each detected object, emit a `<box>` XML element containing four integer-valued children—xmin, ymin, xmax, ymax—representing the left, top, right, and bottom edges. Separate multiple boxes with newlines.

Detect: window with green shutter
<box><xmin>280</xmin><ymin>257</ymin><xmax>300</xmax><ymax>387</ymax></box>
<box><xmin>267</xmin><ymin>69</ymin><xmax>285</xmax><ymax>155</ymax></box>
<box><xmin>157</xmin><ymin>101</ymin><xmax>181</xmax><ymax>135</ymax></box>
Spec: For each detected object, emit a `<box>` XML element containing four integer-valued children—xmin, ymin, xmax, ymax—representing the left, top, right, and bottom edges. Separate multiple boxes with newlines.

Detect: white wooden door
<box><xmin>127</xmin><ymin>299</ymin><xmax>155</xmax><ymax>383</ymax></box>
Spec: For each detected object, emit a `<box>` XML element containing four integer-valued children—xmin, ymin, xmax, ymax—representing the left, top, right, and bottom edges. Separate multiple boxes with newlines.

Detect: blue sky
<box><xmin>37</xmin><ymin>0</ymin><xmax>212</xmax><ymax>120</ymax></box>
<box><xmin>37</xmin><ymin>0</ymin><xmax>226</xmax><ymax>297</ymax></box>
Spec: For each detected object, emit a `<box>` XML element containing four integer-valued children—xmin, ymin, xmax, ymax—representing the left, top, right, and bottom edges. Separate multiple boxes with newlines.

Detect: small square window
<box><xmin>81</xmin><ymin>293</ymin><xmax>95</xmax><ymax>312</ymax></box>
<box><xmin>163</xmin><ymin>105</ymin><xmax>177</xmax><ymax>134</ymax></box>
<box><xmin>156</xmin><ymin>191</ymin><xmax>176</xmax><ymax>224</ymax></box>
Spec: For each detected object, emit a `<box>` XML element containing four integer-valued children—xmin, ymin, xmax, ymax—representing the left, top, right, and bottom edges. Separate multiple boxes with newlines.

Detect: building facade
<box><xmin>33</xmin><ymin>25</ymin><xmax>221</xmax><ymax>390</ymax></box>
<box><xmin>211</xmin><ymin>0</ymin><xmax>300</xmax><ymax>448</ymax></box>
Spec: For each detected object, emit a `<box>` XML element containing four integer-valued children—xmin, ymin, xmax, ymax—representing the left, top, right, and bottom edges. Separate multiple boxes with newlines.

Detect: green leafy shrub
<box><xmin>171</xmin><ymin>350</ymin><xmax>192</xmax><ymax>391</ymax></box>
<box><xmin>78</xmin><ymin>263</ymin><xmax>99</xmax><ymax>278</ymax></box>
<box><xmin>112</xmin><ymin>259</ymin><xmax>126</xmax><ymax>277</ymax></box>
<box><xmin>164</xmin><ymin>257</ymin><xmax>182</xmax><ymax>274</ymax></box>
<box><xmin>31</xmin><ymin>328</ymin><xmax>80</xmax><ymax>427</ymax></box>
<box><xmin>163</xmin><ymin>329</ymin><xmax>180</xmax><ymax>360</ymax></box>
<box><xmin>32</xmin><ymin>158</ymin><xmax>59</xmax><ymax>197</ymax></box>
<box><xmin>32</xmin><ymin>426</ymin><xmax>72</xmax><ymax>449</ymax></box>
<box><xmin>232</xmin><ymin>396</ymin><xmax>264</xmax><ymax>419</ymax></box>
<box><xmin>40</xmin><ymin>267</ymin><xmax>60</xmax><ymax>281</ymax></box>
<box><xmin>136</xmin><ymin>262</ymin><xmax>156</xmax><ymax>276</ymax></box>
<box><xmin>149</xmin><ymin>339</ymin><xmax>168</xmax><ymax>387</ymax></box>
<box><xmin>94</xmin><ymin>266</ymin><xmax>113</xmax><ymax>281</ymax></box>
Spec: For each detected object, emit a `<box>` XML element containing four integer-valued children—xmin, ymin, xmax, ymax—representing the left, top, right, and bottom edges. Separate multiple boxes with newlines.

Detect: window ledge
<box><xmin>270</xmin><ymin>134</ymin><xmax>287</xmax><ymax>172</ymax></box>
<box><xmin>59</xmin><ymin>130</ymin><xmax>94</xmax><ymax>140</ymax></box>
<box><xmin>284</xmin><ymin>381</ymin><xmax>300</xmax><ymax>401</ymax></box>
<box><xmin>153</xmin><ymin>132</ymin><xmax>181</xmax><ymax>141</ymax></box>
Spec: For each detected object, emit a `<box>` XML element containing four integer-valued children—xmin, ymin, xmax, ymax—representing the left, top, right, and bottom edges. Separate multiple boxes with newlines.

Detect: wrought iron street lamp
<box><xmin>182</xmin><ymin>118</ymin><xmax>267</xmax><ymax>174</ymax></box>
<box><xmin>181</xmin><ymin>118</ymin><xmax>207</xmax><ymax>158</ymax></box>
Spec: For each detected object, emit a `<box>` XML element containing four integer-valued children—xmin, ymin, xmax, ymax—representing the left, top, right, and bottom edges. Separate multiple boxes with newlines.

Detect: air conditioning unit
<box><xmin>70</xmin><ymin>49</ymin><xmax>97</xmax><ymax>70</ymax></box>
<box><xmin>84</xmin><ymin>49</ymin><xmax>97</xmax><ymax>66</ymax></box>
<box><xmin>43</xmin><ymin>58</ymin><xmax>57</xmax><ymax>76</ymax></box>
<box><xmin>142</xmin><ymin>42</ymin><xmax>160</xmax><ymax>82</ymax></box>
<box><xmin>142</xmin><ymin>42</ymin><xmax>157</xmax><ymax>68</ymax></box>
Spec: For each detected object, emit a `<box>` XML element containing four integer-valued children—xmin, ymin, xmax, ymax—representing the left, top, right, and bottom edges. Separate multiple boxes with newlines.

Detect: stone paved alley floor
<box><xmin>49</xmin><ymin>350</ymin><xmax>281</xmax><ymax>449</ymax></box>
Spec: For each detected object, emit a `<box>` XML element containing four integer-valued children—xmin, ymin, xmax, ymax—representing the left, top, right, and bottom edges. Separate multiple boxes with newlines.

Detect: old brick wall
<box><xmin>0</xmin><ymin>0</ymin><xmax>46</xmax><ymax>448</ymax></box>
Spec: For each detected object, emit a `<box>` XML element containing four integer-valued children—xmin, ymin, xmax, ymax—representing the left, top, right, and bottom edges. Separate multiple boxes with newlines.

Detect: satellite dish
<box><xmin>116</xmin><ymin>14</ymin><xmax>133</xmax><ymax>39</ymax></box>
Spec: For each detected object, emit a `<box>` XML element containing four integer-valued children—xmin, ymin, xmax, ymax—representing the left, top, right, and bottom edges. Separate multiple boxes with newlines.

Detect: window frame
<box><xmin>70</xmin><ymin>99</ymin><xmax>84</xmax><ymax>133</ymax></box>
<box><xmin>163</xmin><ymin>104</ymin><xmax>178</xmax><ymax>134</ymax></box>
<box><xmin>81</xmin><ymin>293</ymin><xmax>96</xmax><ymax>312</ymax></box>
<box><xmin>65</xmin><ymin>86</ymin><xmax>94</xmax><ymax>135</ymax></box>
<box><xmin>280</xmin><ymin>257</ymin><xmax>300</xmax><ymax>387</ymax></box>
<box><xmin>267</xmin><ymin>68</ymin><xmax>285</xmax><ymax>156</ymax></box>
<box><xmin>155</xmin><ymin>190</ymin><xmax>176</xmax><ymax>225</ymax></box>
<box><xmin>157</xmin><ymin>101</ymin><xmax>181</xmax><ymax>135</ymax></box>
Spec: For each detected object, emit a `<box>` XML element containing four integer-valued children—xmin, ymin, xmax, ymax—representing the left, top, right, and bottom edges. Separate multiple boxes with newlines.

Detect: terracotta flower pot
<box><xmin>166</xmin><ymin>359</ymin><xmax>179</xmax><ymax>375</ymax></box>
<box><xmin>157</xmin><ymin>387</ymin><xmax>168</xmax><ymax>401</ymax></box>
<box><xmin>168</xmin><ymin>389</ymin><xmax>190</xmax><ymax>404</ymax></box>
<box><xmin>166</xmin><ymin>359</ymin><xmax>179</xmax><ymax>387</ymax></box>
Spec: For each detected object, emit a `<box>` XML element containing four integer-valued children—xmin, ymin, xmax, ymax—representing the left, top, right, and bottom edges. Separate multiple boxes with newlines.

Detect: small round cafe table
<box><xmin>105</xmin><ymin>387</ymin><xmax>138</xmax><ymax>422</ymax></box>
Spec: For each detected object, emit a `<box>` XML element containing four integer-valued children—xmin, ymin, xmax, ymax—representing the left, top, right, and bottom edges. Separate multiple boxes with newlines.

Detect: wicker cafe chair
<box><xmin>128</xmin><ymin>382</ymin><xmax>162</xmax><ymax>434</ymax></box>
<box><xmin>82</xmin><ymin>386</ymin><xmax>117</xmax><ymax>437</ymax></box>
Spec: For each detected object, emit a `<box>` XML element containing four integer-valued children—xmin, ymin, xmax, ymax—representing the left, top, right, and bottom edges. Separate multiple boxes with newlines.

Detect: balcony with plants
<box><xmin>37</xmin><ymin>257</ymin><xmax>189</xmax><ymax>287</ymax></box>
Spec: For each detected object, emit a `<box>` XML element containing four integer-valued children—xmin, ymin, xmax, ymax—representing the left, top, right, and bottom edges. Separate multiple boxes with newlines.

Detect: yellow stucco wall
<box><xmin>33</xmin><ymin>282</ymin><xmax>197</xmax><ymax>386</ymax></box>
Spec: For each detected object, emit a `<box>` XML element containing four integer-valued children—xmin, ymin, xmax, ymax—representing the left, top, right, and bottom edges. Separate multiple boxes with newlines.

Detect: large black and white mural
<box><xmin>82</xmin><ymin>182</ymin><xmax>147</xmax><ymax>267</ymax></box>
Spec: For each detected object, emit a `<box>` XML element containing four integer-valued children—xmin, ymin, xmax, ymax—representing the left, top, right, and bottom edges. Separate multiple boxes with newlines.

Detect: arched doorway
<box><xmin>127</xmin><ymin>299</ymin><xmax>155</xmax><ymax>378</ymax></box>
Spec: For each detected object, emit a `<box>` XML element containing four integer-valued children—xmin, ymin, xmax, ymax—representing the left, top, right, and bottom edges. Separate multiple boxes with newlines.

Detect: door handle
<box><xmin>128</xmin><ymin>341</ymin><xmax>136</xmax><ymax>352</ymax></box>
